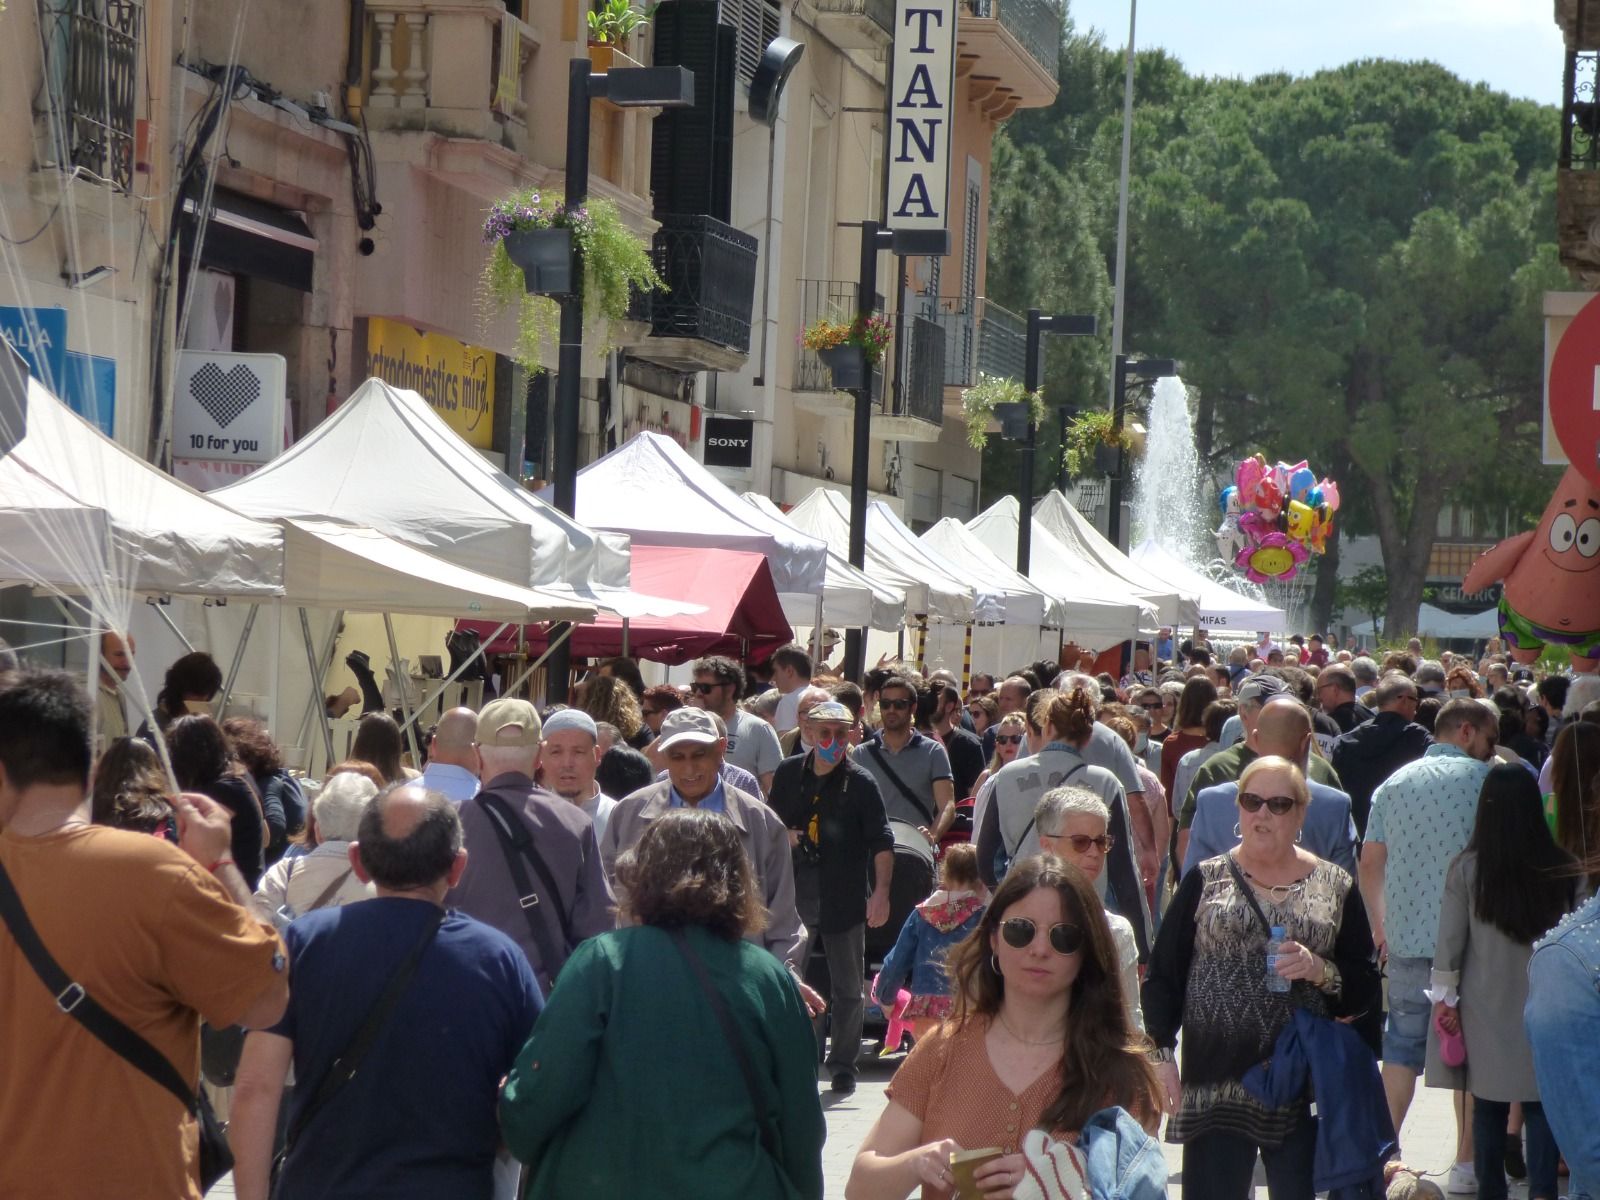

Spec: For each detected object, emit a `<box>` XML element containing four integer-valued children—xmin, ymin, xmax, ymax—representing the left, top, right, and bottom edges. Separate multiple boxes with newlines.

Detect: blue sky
<box><xmin>1065</xmin><ymin>0</ymin><xmax>1565</xmax><ymax>104</ymax></box>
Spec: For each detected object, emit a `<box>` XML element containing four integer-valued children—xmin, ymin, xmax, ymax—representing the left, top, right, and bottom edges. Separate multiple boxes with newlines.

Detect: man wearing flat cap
<box><xmin>767</xmin><ymin>700</ymin><xmax>895</xmax><ymax>1094</ymax></box>
<box><xmin>447</xmin><ymin>698</ymin><xmax>615</xmax><ymax>994</ymax></box>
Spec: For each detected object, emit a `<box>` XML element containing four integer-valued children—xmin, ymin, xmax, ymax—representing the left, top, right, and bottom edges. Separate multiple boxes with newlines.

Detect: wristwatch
<box><xmin>1318</xmin><ymin>957</ymin><xmax>1338</xmax><ymax>990</ymax></box>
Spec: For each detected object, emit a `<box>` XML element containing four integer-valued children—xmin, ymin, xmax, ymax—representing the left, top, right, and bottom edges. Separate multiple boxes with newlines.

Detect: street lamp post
<box><xmin>543</xmin><ymin>58</ymin><xmax>693</xmax><ymax>701</ymax></box>
<box><xmin>1015</xmin><ymin>310</ymin><xmax>1097</xmax><ymax>574</ymax></box>
<box><xmin>1105</xmin><ymin>353</ymin><xmax>1176</xmax><ymax>553</ymax></box>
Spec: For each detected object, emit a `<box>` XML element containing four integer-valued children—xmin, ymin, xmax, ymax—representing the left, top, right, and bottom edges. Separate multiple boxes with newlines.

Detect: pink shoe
<box><xmin>1434</xmin><ymin>1007</ymin><xmax>1466</xmax><ymax>1067</ymax></box>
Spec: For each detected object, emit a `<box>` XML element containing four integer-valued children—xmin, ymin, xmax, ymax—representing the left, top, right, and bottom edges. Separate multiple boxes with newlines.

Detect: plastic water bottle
<box><xmin>1265</xmin><ymin>925</ymin><xmax>1291</xmax><ymax>993</ymax></box>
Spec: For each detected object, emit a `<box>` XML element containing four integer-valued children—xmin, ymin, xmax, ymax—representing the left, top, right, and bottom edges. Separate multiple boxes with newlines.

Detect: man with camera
<box><xmin>769</xmin><ymin>701</ymin><xmax>895</xmax><ymax>1095</ymax></box>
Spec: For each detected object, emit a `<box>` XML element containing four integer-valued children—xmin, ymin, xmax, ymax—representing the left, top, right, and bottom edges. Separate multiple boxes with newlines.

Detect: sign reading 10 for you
<box><xmin>884</xmin><ymin>0</ymin><xmax>958</xmax><ymax>233</ymax></box>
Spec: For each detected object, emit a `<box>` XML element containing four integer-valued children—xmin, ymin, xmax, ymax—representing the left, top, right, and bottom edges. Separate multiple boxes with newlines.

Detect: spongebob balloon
<box><xmin>1462</xmin><ymin>466</ymin><xmax>1600</xmax><ymax>672</ymax></box>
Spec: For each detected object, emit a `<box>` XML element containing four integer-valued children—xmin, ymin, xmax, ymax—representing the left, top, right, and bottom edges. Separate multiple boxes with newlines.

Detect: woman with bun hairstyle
<box><xmin>974</xmin><ymin>686</ymin><xmax>1152</xmax><ymax>964</ymax></box>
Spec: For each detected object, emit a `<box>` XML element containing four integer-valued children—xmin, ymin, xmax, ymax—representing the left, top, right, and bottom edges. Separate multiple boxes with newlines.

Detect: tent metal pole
<box><xmin>216</xmin><ymin>603</ymin><xmax>259</xmax><ymax>717</ymax></box>
<box><xmin>400</xmin><ymin>621</ymin><xmax>512</xmax><ymax>737</ymax></box>
<box><xmin>85</xmin><ymin>606</ymin><xmax>100</xmax><ymax>704</ymax></box>
<box><xmin>811</xmin><ymin>593</ymin><xmax>824</xmax><ymax>663</ymax></box>
<box><xmin>383</xmin><ymin>613</ymin><xmax>420</xmax><ymax>763</ymax></box>
<box><xmin>499</xmin><ymin>623</ymin><xmax>576</xmax><ymax>698</ymax></box>
<box><xmin>294</xmin><ymin>609</ymin><xmax>344</xmax><ymax>764</ymax></box>
<box><xmin>146</xmin><ymin>600</ymin><xmax>196</xmax><ymax>654</ymax></box>
<box><xmin>962</xmin><ymin>623</ymin><xmax>972</xmax><ymax>692</ymax></box>
<box><xmin>300</xmin><ymin>607</ymin><xmax>337</xmax><ymax>773</ymax></box>
<box><xmin>621</xmin><ymin>616</ymin><xmax>630</xmax><ymax>658</ymax></box>
<box><xmin>915</xmin><ymin>615</ymin><xmax>928</xmax><ymax>674</ymax></box>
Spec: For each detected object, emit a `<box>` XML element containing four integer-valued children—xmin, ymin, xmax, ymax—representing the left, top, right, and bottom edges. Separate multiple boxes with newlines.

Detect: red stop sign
<box><xmin>1549</xmin><ymin>291</ymin><xmax>1600</xmax><ymax>490</ymax></box>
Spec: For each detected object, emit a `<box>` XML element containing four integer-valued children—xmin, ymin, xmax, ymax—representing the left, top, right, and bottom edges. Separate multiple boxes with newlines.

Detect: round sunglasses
<box><xmin>1052</xmin><ymin>832</ymin><xmax>1114</xmax><ymax>854</ymax></box>
<box><xmin>995</xmin><ymin>733</ymin><xmax>1024</xmax><ymax>745</ymax></box>
<box><xmin>1000</xmin><ymin>916</ymin><xmax>1084</xmax><ymax>955</ymax></box>
<box><xmin>1238</xmin><ymin>791</ymin><xmax>1298</xmax><ymax>816</ymax></box>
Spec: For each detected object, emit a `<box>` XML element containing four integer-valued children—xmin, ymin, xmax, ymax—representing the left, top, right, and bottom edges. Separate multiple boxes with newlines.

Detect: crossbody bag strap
<box><xmin>1223</xmin><ymin>853</ymin><xmax>1276</xmax><ymax>939</ymax></box>
<box><xmin>1005</xmin><ymin>762</ymin><xmax>1087</xmax><ymax>855</ymax></box>
<box><xmin>0</xmin><ymin>857</ymin><xmax>195</xmax><ymax>1113</ymax></box>
<box><xmin>282</xmin><ymin>906</ymin><xmax>443</xmax><ymax>1156</ymax></box>
<box><xmin>477</xmin><ymin>793</ymin><xmax>573</xmax><ymax>971</ymax></box>
<box><xmin>865</xmin><ymin>741</ymin><xmax>935</xmax><ymax>825</ymax></box>
<box><xmin>305</xmin><ymin>866</ymin><xmax>355</xmax><ymax>913</ymax></box>
<box><xmin>668</xmin><ymin>928</ymin><xmax>779</xmax><ymax>1160</ymax></box>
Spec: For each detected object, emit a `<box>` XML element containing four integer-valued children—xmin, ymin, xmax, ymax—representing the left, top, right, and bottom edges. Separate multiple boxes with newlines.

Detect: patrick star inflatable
<box><xmin>1463</xmin><ymin>466</ymin><xmax>1600</xmax><ymax>671</ymax></box>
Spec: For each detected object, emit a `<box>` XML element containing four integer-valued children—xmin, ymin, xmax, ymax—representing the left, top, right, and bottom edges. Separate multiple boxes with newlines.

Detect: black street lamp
<box><xmin>841</xmin><ymin>220</ymin><xmax>950</xmax><ymax>683</ymax></box>
<box><xmin>1105</xmin><ymin>354</ymin><xmax>1177</xmax><ymax>552</ymax></box>
<box><xmin>542</xmin><ymin>57</ymin><xmax>694</xmax><ymax>701</ymax></box>
<box><xmin>1013</xmin><ymin>310</ymin><xmax>1096</xmax><ymax>574</ymax></box>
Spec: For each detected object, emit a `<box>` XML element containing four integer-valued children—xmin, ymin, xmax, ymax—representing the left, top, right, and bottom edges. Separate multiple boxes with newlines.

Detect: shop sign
<box><xmin>884</xmin><ymin>0</ymin><xmax>958</xmax><ymax>233</ymax></box>
<box><xmin>172</xmin><ymin>350</ymin><xmax>286</xmax><ymax>463</ymax></box>
<box><xmin>364</xmin><ymin>317</ymin><xmax>497</xmax><ymax>449</ymax></box>
<box><xmin>704</xmin><ymin>414</ymin><xmax>754</xmax><ymax>468</ymax></box>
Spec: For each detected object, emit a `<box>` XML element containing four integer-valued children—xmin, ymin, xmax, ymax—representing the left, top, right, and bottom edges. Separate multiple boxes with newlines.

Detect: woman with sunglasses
<box><xmin>974</xmin><ymin>711</ymin><xmax>1029</xmax><ymax>796</ymax></box>
<box><xmin>847</xmin><ymin>856</ymin><xmax>1162</xmax><ymax>1200</ymax></box>
<box><xmin>1143</xmin><ymin>755</ymin><xmax>1380</xmax><ymax>1200</ymax></box>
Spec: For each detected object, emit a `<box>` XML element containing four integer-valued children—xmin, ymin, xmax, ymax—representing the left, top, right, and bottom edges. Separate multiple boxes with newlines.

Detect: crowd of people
<box><xmin>6</xmin><ymin>622</ymin><xmax>1600</xmax><ymax>1199</ymax></box>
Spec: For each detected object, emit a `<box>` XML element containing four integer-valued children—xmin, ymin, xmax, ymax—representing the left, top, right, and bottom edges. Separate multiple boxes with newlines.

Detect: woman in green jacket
<box><xmin>499</xmin><ymin>807</ymin><xmax>826</xmax><ymax>1198</ymax></box>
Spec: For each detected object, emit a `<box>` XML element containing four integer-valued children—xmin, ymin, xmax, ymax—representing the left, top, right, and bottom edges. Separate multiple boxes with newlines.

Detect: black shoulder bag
<box><xmin>995</xmin><ymin>761</ymin><xmax>1087</xmax><ymax>880</ymax></box>
<box><xmin>0</xmin><ymin>857</ymin><xmax>234</xmax><ymax>1192</ymax></box>
<box><xmin>864</xmin><ymin>740</ymin><xmax>935</xmax><ymax>825</ymax></box>
<box><xmin>668</xmin><ymin>928</ymin><xmax>780</xmax><ymax>1161</ymax></box>
<box><xmin>272</xmin><ymin>906</ymin><xmax>444</xmax><ymax>1188</ymax></box>
<box><xmin>477</xmin><ymin>791</ymin><xmax>574</xmax><ymax>986</ymax></box>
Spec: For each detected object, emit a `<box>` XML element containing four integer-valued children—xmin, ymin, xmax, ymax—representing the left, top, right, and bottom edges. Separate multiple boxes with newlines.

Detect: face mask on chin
<box><xmin>1447</xmin><ymin>688</ymin><xmax>1471</xmax><ymax>699</ymax></box>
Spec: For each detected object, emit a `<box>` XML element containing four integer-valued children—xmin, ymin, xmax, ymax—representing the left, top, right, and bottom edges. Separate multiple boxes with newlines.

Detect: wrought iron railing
<box><xmin>964</xmin><ymin>0</ymin><xmax>1062</xmax><ymax>84</ymax></box>
<box><xmin>813</xmin><ymin>0</ymin><xmax>894</xmax><ymax>35</ymax></box>
<box><xmin>794</xmin><ymin>279</ymin><xmax>883</xmax><ymax>393</ymax></box>
<box><xmin>64</xmin><ymin>0</ymin><xmax>141</xmax><ymax>191</ymax></box>
<box><xmin>640</xmin><ymin>214</ymin><xmax>759</xmax><ymax>351</ymax></box>
<box><xmin>1562</xmin><ymin>47</ymin><xmax>1600</xmax><ymax>169</ymax></box>
<box><xmin>891</xmin><ymin>316</ymin><xmax>946</xmax><ymax>425</ymax></box>
<box><xmin>924</xmin><ymin>296</ymin><xmax>1026</xmax><ymax>388</ymax></box>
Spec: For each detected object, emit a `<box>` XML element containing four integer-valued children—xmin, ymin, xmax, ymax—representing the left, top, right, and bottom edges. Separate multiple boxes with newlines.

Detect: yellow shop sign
<box><xmin>364</xmin><ymin>318</ymin><xmax>496</xmax><ymax>448</ymax></box>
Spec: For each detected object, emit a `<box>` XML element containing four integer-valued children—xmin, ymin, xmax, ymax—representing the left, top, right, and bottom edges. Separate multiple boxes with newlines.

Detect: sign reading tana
<box><xmin>364</xmin><ymin>318</ymin><xmax>496</xmax><ymax>449</ymax></box>
<box><xmin>884</xmin><ymin>0</ymin><xmax>957</xmax><ymax>234</ymax></box>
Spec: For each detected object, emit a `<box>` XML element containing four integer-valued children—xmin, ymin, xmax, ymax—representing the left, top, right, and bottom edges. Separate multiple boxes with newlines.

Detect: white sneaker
<box><xmin>1446</xmin><ymin>1163</ymin><xmax>1477</xmax><ymax>1194</ymax></box>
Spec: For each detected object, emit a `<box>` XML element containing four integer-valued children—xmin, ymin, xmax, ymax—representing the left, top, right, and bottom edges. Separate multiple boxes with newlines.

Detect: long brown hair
<box><xmin>1551</xmin><ymin>721</ymin><xmax>1600</xmax><ymax>878</ymax></box>
<box><xmin>1036</xmin><ymin>686</ymin><xmax>1096</xmax><ymax>746</ymax></box>
<box><xmin>945</xmin><ymin>855</ymin><xmax>1161</xmax><ymax>1132</ymax></box>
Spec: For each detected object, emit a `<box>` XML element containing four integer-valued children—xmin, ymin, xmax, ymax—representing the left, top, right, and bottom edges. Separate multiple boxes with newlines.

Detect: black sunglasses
<box><xmin>691</xmin><ymin>681</ymin><xmax>729</xmax><ymax>695</ymax></box>
<box><xmin>995</xmin><ymin>733</ymin><xmax>1024</xmax><ymax>745</ymax></box>
<box><xmin>1000</xmin><ymin>917</ymin><xmax>1083</xmax><ymax>955</ymax></box>
<box><xmin>1238</xmin><ymin>792</ymin><xmax>1298</xmax><ymax>816</ymax></box>
<box><xmin>879</xmin><ymin>697</ymin><xmax>913</xmax><ymax>711</ymax></box>
<box><xmin>1139</xmin><ymin>700</ymin><xmax>1164</xmax><ymax>710</ymax></box>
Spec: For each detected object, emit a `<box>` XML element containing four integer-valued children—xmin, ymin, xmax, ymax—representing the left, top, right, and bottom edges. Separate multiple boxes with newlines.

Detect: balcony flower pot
<box><xmin>503</xmin><ymin>227</ymin><xmax>575</xmax><ymax>296</ymax></box>
<box><xmin>1094</xmin><ymin>442</ymin><xmax>1122</xmax><ymax>477</ymax></box>
<box><xmin>961</xmin><ymin>374</ymin><xmax>1044</xmax><ymax>450</ymax></box>
<box><xmin>991</xmin><ymin>400</ymin><xmax>1032</xmax><ymax>441</ymax></box>
<box><xmin>818</xmin><ymin>344</ymin><xmax>868</xmax><ymax>390</ymax></box>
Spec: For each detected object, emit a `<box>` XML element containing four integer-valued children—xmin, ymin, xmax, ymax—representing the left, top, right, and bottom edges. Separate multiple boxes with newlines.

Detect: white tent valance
<box><xmin>740</xmin><ymin>493</ymin><xmax>907</xmax><ymax>630</ymax></box>
<box><xmin>920</xmin><ymin>519</ymin><xmax>1070</xmax><ymax>629</ymax></box>
<box><xmin>1349</xmin><ymin>603</ymin><xmax>1498</xmax><ymax>640</ymax></box>
<box><xmin>1130</xmin><ymin>540</ymin><xmax>1286</xmax><ymax>634</ymax></box>
<box><xmin>1032</xmin><ymin>490</ymin><xmax>1197</xmax><ymax>626</ymax></box>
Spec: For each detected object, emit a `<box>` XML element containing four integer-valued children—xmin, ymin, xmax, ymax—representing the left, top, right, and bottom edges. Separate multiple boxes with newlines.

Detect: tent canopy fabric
<box><xmin>965</xmin><ymin>497</ymin><xmax>1156</xmax><ymax>649</ymax></box>
<box><xmin>1130</xmin><ymin>540</ymin><xmax>1286</xmax><ymax>634</ymax></box>
<box><xmin>920</xmin><ymin>519</ymin><xmax>1070</xmax><ymax>628</ymax></box>
<box><xmin>465</xmin><ymin>546</ymin><xmax>793</xmax><ymax>665</ymax></box>
<box><xmin>0</xmin><ymin>378</ymin><xmax>284</xmax><ymax>598</ymax></box>
<box><xmin>785</xmin><ymin>488</ymin><xmax>979</xmax><ymax>624</ymax></box>
<box><xmin>1349</xmin><ymin>603</ymin><xmax>1498</xmax><ymax>640</ymax></box>
<box><xmin>1032</xmin><ymin>490</ymin><xmax>1198</xmax><ymax>626</ymax></box>
<box><xmin>281</xmin><ymin>520</ymin><xmax>596</xmax><ymax>622</ymax></box>
<box><xmin>740</xmin><ymin>493</ymin><xmax>907</xmax><ymax>630</ymax></box>
<box><xmin>540</xmin><ymin>431</ymin><xmax>828</xmax><ymax>597</ymax></box>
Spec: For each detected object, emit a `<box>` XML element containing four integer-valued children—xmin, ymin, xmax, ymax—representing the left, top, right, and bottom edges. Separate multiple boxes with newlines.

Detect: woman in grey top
<box><xmin>1430</xmin><ymin>764</ymin><xmax>1577</xmax><ymax>1200</ymax></box>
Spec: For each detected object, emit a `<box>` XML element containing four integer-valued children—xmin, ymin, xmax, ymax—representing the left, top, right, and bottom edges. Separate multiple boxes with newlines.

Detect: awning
<box><xmin>181</xmin><ymin>187</ymin><xmax>316</xmax><ymax>292</ymax></box>
<box><xmin>462</xmin><ymin>545</ymin><xmax>795</xmax><ymax>665</ymax></box>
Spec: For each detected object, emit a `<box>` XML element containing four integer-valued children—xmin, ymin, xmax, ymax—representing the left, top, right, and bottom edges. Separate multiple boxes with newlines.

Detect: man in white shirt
<box><xmin>769</xmin><ymin>644</ymin><xmax>814</xmax><ymax>734</ymax></box>
<box><xmin>690</xmin><ymin>655</ymin><xmax>783</xmax><ymax>794</ymax></box>
<box><xmin>419</xmin><ymin>708</ymin><xmax>481</xmax><ymax>804</ymax></box>
<box><xmin>536</xmin><ymin>708</ymin><xmax>617</xmax><ymax>841</ymax></box>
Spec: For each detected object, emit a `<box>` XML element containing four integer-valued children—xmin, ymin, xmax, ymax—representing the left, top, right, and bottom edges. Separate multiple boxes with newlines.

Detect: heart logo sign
<box><xmin>190</xmin><ymin>362</ymin><xmax>259</xmax><ymax>429</ymax></box>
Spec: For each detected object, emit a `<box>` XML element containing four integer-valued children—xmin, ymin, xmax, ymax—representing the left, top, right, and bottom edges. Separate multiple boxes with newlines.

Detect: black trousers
<box><xmin>1179</xmin><ymin>1112</ymin><xmax>1317</xmax><ymax>1200</ymax></box>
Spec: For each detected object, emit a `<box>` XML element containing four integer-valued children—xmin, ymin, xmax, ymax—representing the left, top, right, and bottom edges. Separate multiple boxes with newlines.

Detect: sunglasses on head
<box><xmin>995</xmin><ymin>733</ymin><xmax>1024</xmax><ymax>745</ymax></box>
<box><xmin>691</xmin><ymin>681</ymin><xmax>728</xmax><ymax>695</ymax></box>
<box><xmin>1055</xmin><ymin>832</ymin><xmax>1114</xmax><ymax>854</ymax></box>
<box><xmin>1000</xmin><ymin>916</ymin><xmax>1083</xmax><ymax>955</ymax></box>
<box><xmin>879</xmin><ymin>697</ymin><xmax>913</xmax><ymax>711</ymax></box>
<box><xmin>1238</xmin><ymin>791</ymin><xmax>1298</xmax><ymax>816</ymax></box>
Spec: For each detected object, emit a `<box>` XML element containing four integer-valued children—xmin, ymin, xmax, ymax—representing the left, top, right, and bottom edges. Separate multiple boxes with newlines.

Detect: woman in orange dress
<box><xmin>846</xmin><ymin>855</ymin><xmax>1161</xmax><ymax>1200</ymax></box>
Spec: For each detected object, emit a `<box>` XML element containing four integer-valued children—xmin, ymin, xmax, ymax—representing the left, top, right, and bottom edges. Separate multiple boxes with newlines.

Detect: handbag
<box><xmin>0</xmin><ymin>857</ymin><xmax>233</xmax><ymax>1192</ymax></box>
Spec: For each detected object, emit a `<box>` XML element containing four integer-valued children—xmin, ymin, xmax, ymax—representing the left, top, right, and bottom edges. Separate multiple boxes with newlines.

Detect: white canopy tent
<box><xmin>921</xmin><ymin>519</ymin><xmax>1069</xmax><ymax>629</ymax></box>
<box><xmin>215</xmin><ymin>379</ymin><xmax>692</xmax><ymax>619</ymax></box>
<box><xmin>1032</xmin><ymin>490</ymin><xmax>1197</xmax><ymax>626</ymax></box>
<box><xmin>740</xmin><ymin>493</ymin><xmax>907</xmax><ymax>630</ymax></box>
<box><xmin>966</xmin><ymin>497</ymin><xmax>1156</xmax><ymax>650</ymax></box>
<box><xmin>1349</xmin><ymin>603</ymin><xmax>1499</xmax><ymax>641</ymax></box>
<box><xmin>1131</xmin><ymin>540</ymin><xmax>1287</xmax><ymax>634</ymax></box>
<box><xmin>785</xmin><ymin>488</ymin><xmax>980</xmax><ymax>624</ymax></box>
<box><xmin>541</xmin><ymin>431</ymin><xmax>828</xmax><ymax>597</ymax></box>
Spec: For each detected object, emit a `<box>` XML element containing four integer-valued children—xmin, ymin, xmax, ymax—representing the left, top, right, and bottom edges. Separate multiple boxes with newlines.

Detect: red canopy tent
<box><xmin>461</xmin><ymin>545</ymin><xmax>795</xmax><ymax>665</ymax></box>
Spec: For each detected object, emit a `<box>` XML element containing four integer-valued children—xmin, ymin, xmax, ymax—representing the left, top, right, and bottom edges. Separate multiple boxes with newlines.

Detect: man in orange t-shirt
<box><xmin>0</xmin><ymin>669</ymin><xmax>288</xmax><ymax>1200</ymax></box>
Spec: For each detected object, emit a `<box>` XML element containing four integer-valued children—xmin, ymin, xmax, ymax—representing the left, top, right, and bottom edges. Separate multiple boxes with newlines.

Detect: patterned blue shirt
<box><xmin>1364</xmin><ymin>743</ymin><xmax>1490</xmax><ymax>959</ymax></box>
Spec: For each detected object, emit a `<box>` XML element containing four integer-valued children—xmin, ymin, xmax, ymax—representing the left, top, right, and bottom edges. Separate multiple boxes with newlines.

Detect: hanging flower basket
<box><xmin>961</xmin><ymin>374</ymin><xmax>1045</xmax><ymax>451</ymax></box>
<box><xmin>818</xmin><ymin>344</ymin><xmax>868</xmax><ymax>390</ymax></box>
<box><xmin>990</xmin><ymin>400</ymin><xmax>1032</xmax><ymax>441</ymax></box>
<box><xmin>1095</xmin><ymin>441</ymin><xmax>1122</xmax><ymax>477</ymax></box>
<box><xmin>502</xmin><ymin>227</ymin><xmax>574</xmax><ymax>296</ymax></box>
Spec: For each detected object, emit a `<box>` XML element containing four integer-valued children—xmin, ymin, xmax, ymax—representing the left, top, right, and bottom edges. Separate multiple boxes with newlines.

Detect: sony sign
<box><xmin>884</xmin><ymin>0</ymin><xmax>958</xmax><ymax>233</ymax></box>
<box><xmin>703</xmin><ymin>413</ymin><xmax>755</xmax><ymax>470</ymax></box>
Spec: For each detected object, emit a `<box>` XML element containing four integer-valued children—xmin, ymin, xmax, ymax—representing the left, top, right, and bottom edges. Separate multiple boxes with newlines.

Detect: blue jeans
<box><xmin>1383</xmin><ymin>955</ymin><xmax>1432</xmax><ymax>1072</ymax></box>
<box><xmin>1473</xmin><ymin>1099</ymin><xmax>1557</xmax><ymax>1200</ymax></box>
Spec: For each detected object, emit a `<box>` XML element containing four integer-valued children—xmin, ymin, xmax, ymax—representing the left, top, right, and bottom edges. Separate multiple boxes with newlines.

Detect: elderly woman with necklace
<box><xmin>1142</xmin><ymin>755</ymin><xmax>1380</xmax><ymax>1200</ymax></box>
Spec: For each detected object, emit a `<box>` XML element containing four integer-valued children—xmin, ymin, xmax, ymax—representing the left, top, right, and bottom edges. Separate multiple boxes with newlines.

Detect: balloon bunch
<box><xmin>1216</xmin><ymin>455</ymin><xmax>1340</xmax><ymax>583</ymax></box>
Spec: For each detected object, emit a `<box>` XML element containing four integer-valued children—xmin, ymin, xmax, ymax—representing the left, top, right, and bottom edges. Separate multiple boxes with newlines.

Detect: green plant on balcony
<box><xmin>587</xmin><ymin>0</ymin><xmax>654</xmax><ymax>44</ymax></box>
<box><xmin>802</xmin><ymin>314</ymin><xmax>892</xmax><ymax>361</ymax></box>
<box><xmin>480</xmin><ymin>187</ymin><xmax>662</xmax><ymax>374</ymax></box>
<box><xmin>1061</xmin><ymin>408</ymin><xmax>1133</xmax><ymax>477</ymax></box>
<box><xmin>961</xmin><ymin>373</ymin><xmax>1044</xmax><ymax>450</ymax></box>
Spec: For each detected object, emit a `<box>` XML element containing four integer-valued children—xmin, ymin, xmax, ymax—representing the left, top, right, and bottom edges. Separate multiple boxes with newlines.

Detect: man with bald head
<box><xmin>230</xmin><ymin>785</ymin><xmax>542</xmax><ymax>1199</ymax></box>
<box><xmin>420</xmin><ymin>706</ymin><xmax>480</xmax><ymax>804</ymax></box>
<box><xmin>94</xmin><ymin>629</ymin><xmax>134</xmax><ymax>753</ymax></box>
<box><xmin>1181</xmin><ymin>697</ymin><xmax>1358</xmax><ymax>874</ymax></box>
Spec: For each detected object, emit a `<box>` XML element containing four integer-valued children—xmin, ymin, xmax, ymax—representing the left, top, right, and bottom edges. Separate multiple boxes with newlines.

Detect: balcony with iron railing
<box><xmin>925</xmin><ymin>295</ymin><xmax>1026</xmax><ymax>389</ymax></box>
<box><xmin>1559</xmin><ymin>24</ymin><xmax>1600</xmax><ymax>279</ymax></box>
<box><xmin>793</xmin><ymin>279</ymin><xmax>882</xmax><ymax>406</ymax></box>
<box><xmin>807</xmin><ymin>0</ymin><xmax>894</xmax><ymax>50</ymax></box>
<box><xmin>877</xmin><ymin>316</ymin><xmax>946</xmax><ymax>443</ymax></box>
<box><xmin>958</xmin><ymin>0</ymin><xmax>1062</xmax><ymax>114</ymax></box>
<box><xmin>48</xmin><ymin>0</ymin><xmax>141</xmax><ymax>192</ymax></box>
<box><xmin>629</xmin><ymin>214</ymin><xmax>760</xmax><ymax>373</ymax></box>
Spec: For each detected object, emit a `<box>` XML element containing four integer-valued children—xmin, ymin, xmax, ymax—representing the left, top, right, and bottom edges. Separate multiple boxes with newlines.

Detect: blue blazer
<box><xmin>1184</xmin><ymin>779</ymin><xmax>1358</xmax><ymax>877</ymax></box>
